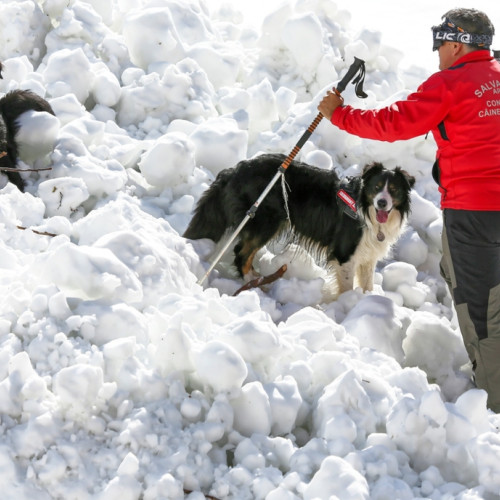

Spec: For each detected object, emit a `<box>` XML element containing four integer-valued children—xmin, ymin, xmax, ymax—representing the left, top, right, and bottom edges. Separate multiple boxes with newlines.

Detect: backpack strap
<box><xmin>336</xmin><ymin>177</ymin><xmax>361</xmax><ymax>220</ymax></box>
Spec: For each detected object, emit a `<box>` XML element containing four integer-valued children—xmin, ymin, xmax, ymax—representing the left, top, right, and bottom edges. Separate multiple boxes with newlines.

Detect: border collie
<box><xmin>184</xmin><ymin>153</ymin><xmax>415</xmax><ymax>296</ymax></box>
<box><xmin>0</xmin><ymin>62</ymin><xmax>55</xmax><ymax>191</ymax></box>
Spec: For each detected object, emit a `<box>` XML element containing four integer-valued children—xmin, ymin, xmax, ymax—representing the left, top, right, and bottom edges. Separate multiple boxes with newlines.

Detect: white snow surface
<box><xmin>0</xmin><ymin>0</ymin><xmax>499</xmax><ymax>499</ymax></box>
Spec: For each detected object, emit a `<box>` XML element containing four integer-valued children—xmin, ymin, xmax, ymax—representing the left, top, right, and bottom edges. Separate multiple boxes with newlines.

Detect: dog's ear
<box><xmin>362</xmin><ymin>162</ymin><xmax>384</xmax><ymax>180</ymax></box>
<box><xmin>395</xmin><ymin>167</ymin><xmax>416</xmax><ymax>189</ymax></box>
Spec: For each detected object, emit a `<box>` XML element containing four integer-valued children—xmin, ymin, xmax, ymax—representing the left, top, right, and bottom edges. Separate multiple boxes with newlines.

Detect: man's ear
<box><xmin>453</xmin><ymin>42</ymin><xmax>464</xmax><ymax>55</ymax></box>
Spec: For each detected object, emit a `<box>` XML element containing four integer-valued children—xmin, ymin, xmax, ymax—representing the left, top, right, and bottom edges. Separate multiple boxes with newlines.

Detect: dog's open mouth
<box><xmin>376</xmin><ymin>209</ymin><xmax>390</xmax><ymax>223</ymax></box>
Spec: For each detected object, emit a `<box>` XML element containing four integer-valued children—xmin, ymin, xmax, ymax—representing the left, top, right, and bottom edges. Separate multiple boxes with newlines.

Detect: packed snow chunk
<box><xmin>73</xmin><ymin>302</ymin><xmax>148</xmax><ymax>346</ymax></box>
<box><xmin>304</xmin><ymin>456</ymin><xmax>369</xmax><ymax>500</ymax></box>
<box><xmin>96</xmin><ymin>475</ymin><xmax>142</xmax><ymax>500</ymax></box>
<box><xmin>271</xmin><ymin>276</ymin><xmax>325</xmax><ymax>307</ymax></box>
<box><xmin>117</xmin><ymin>59</ymin><xmax>217</xmax><ymax>127</ymax></box>
<box><xmin>382</xmin><ymin>262</ymin><xmax>418</xmax><ymax>290</ymax></box>
<box><xmin>427</xmin><ymin>218</ymin><xmax>443</xmax><ymax>250</ymax></box>
<box><xmin>315</xmin><ymin>370</ymin><xmax>377</xmax><ymax>446</ymax></box>
<box><xmin>190</xmin><ymin>117</ymin><xmax>247</xmax><ymax>175</ymax></box>
<box><xmin>258</xmin><ymin>244</ymin><xmax>325</xmax><ymax>281</ymax></box>
<box><xmin>217</xmin><ymin>87</ymin><xmax>250</xmax><ymax>115</ymax></box>
<box><xmin>218</xmin><ymin>316</ymin><xmax>281</xmax><ymax>363</ymax></box>
<box><xmin>264</xmin><ymin>376</ymin><xmax>303</xmax><ymax>435</ymax></box>
<box><xmin>0</xmin><ymin>1</ymin><xmax>49</xmax><ymax>65</ymax></box>
<box><xmin>344</xmin><ymin>40</ymin><xmax>371</xmax><ymax>71</ymax></box>
<box><xmin>342</xmin><ymin>295</ymin><xmax>406</xmax><ymax>362</ymax></box>
<box><xmin>103</xmin><ymin>337</ymin><xmax>137</xmax><ymax>365</ymax></box>
<box><xmin>123</xmin><ymin>1</ymin><xmax>216</xmax><ymax>70</ymax></box>
<box><xmin>231</xmin><ymin>381</ymin><xmax>272</xmax><ymax>437</ymax></box>
<box><xmin>357</xmin><ymin>29</ymin><xmax>383</xmax><ymax>62</ymax></box>
<box><xmin>53</xmin><ymin>364</ymin><xmax>111</xmax><ymax>419</ymax></box>
<box><xmin>247</xmin><ymin>79</ymin><xmax>279</xmax><ymax>137</ymax></box>
<box><xmin>43</xmin><ymin>48</ymin><xmax>93</xmax><ymax>103</ymax></box>
<box><xmin>123</xmin><ymin>7</ymin><xmax>186</xmax><ymax>68</ymax></box>
<box><xmin>10</xmin><ymin>412</ymin><xmax>59</xmax><ymax>460</ymax></box>
<box><xmin>0</xmin><ymin>351</ymin><xmax>47</xmax><ymax>417</ymax></box>
<box><xmin>50</xmin><ymin>151</ymin><xmax>127</xmax><ymax>199</ymax></box>
<box><xmin>454</xmin><ymin>389</ymin><xmax>490</xmax><ymax>435</ymax></box>
<box><xmin>150</xmin><ymin>312</ymin><xmax>197</xmax><ymax>376</ymax></box>
<box><xmin>38</xmin><ymin>177</ymin><xmax>89</xmax><ymax>217</ymax></box>
<box><xmin>60</xmin><ymin>116</ymin><xmax>105</xmax><ymax>148</ymax></box>
<box><xmin>233</xmin><ymin>438</ymin><xmax>266</xmax><ymax>471</ymax></box>
<box><xmin>94</xmin><ymin>228</ymin><xmax>198</xmax><ymax>304</ymax></box>
<box><xmin>48</xmin><ymin>93</ymin><xmax>87</xmax><ymax>126</ymax></box>
<box><xmin>0</xmin><ymin>56</ymin><xmax>33</xmax><ymax>90</ymax></box>
<box><xmin>187</xmin><ymin>42</ymin><xmax>241</xmax><ymax>89</ymax></box>
<box><xmin>35</xmin><ymin>239</ymin><xmax>143</xmax><ymax>303</ymax></box>
<box><xmin>408</xmin><ymin>190</ymin><xmax>442</xmax><ymax>232</ymax></box>
<box><xmin>280</xmin><ymin>305</ymin><xmax>345</xmax><ymax>352</ymax></box>
<box><xmin>117</xmin><ymin>452</ymin><xmax>140</xmax><ymax>476</ymax></box>
<box><xmin>370</xmin><ymin>476</ymin><xmax>414</xmax><ymax>500</ymax></box>
<box><xmin>91</xmin><ymin>68</ymin><xmax>122</xmax><ymax>107</ymax></box>
<box><xmin>396</xmin><ymin>230</ymin><xmax>429</xmax><ymax>268</ymax></box>
<box><xmin>180</xmin><ymin>396</ymin><xmax>202</xmax><ymax>420</ymax></box>
<box><xmin>381</xmin><ymin>261</ymin><xmax>427</xmax><ymax>307</ymax></box>
<box><xmin>386</xmin><ymin>391</ymin><xmax>474</xmax><ymax>483</ymax></box>
<box><xmin>139</xmin><ymin>132</ymin><xmax>196</xmax><ymax>188</ymax></box>
<box><xmin>282</xmin><ymin>13</ymin><xmax>324</xmax><ymax>72</ymax></box>
<box><xmin>194</xmin><ymin>340</ymin><xmax>248</xmax><ymax>393</ymax></box>
<box><xmin>475</xmin><ymin>432</ymin><xmax>500</xmax><ymax>494</ymax></box>
<box><xmin>402</xmin><ymin>312</ymin><xmax>469</xmax><ymax>386</ymax></box>
<box><xmin>303</xmin><ymin>149</ymin><xmax>333</xmax><ymax>170</ymax></box>
<box><xmin>15</xmin><ymin>109</ymin><xmax>59</xmax><ymax>164</ymax></box>
<box><xmin>0</xmin><ymin>183</ymin><xmax>45</xmax><ymax>227</ymax></box>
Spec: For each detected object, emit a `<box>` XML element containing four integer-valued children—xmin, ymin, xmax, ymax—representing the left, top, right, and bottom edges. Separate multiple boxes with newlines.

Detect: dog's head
<box><xmin>360</xmin><ymin>162</ymin><xmax>415</xmax><ymax>223</ymax></box>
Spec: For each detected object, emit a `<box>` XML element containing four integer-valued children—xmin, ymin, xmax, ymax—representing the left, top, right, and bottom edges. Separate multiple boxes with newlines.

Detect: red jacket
<box><xmin>332</xmin><ymin>51</ymin><xmax>500</xmax><ymax>210</ymax></box>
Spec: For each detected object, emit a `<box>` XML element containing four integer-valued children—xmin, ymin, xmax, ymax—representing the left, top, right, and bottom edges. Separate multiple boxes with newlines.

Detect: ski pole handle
<box><xmin>280</xmin><ymin>57</ymin><xmax>367</xmax><ymax>170</ymax></box>
<box><xmin>335</xmin><ymin>56</ymin><xmax>366</xmax><ymax>94</ymax></box>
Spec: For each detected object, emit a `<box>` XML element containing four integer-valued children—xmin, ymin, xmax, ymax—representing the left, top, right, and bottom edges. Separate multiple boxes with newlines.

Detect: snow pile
<box><xmin>0</xmin><ymin>0</ymin><xmax>499</xmax><ymax>499</ymax></box>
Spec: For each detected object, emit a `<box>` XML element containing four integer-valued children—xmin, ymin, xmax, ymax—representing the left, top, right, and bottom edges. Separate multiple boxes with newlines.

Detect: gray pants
<box><xmin>440</xmin><ymin>209</ymin><xmax>500</xmax><ymax>412</ymax></box>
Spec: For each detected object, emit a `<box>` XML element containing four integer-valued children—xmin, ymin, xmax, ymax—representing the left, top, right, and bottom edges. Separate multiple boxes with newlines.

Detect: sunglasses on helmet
<box><xmin>431</xmin><ymin>17</ymin><xmax>493</xmax><ymax>51</ymax></box>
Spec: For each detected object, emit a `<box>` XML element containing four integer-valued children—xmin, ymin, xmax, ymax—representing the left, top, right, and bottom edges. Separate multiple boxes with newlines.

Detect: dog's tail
<box><xmin>183</xmin><ymin>169</ymin><xmax>233</xmax><ymax>242</ymax></box>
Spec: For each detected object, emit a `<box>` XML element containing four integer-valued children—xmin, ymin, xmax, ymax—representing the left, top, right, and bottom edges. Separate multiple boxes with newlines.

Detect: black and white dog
<box><xmin>0</xmin><ymin>62</ymin><xmax>55</xmax><ymax>191</ymax></box>
<box><xmin>184</xmin><ymin>153</ymin><xmax>415</xmax><ymax>296</ymax></box>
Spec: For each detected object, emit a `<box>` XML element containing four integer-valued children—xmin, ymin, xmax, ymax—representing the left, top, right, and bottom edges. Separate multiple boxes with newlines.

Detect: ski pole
<box><xmin>197</xmin><ymin>57</ymin><xmax>368</xmax><ymax>285</ymax></box>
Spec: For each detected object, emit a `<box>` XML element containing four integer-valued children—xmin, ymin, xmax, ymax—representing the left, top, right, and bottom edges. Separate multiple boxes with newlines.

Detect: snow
<box><xmin>0</xmin><ymin>0</ymin><xmax>499</xmax><ymax>499</ymax></box>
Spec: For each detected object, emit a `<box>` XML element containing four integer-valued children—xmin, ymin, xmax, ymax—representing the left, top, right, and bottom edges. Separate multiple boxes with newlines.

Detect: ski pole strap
<box><xmin>336</xmin><ymin>56</ymin><xmax>368</xmax><ymax>98</ymax></box>
<box><xmin>279</xmin><ymin>57</ymin><xmax>367</xmax><ymax>173</ymax></box>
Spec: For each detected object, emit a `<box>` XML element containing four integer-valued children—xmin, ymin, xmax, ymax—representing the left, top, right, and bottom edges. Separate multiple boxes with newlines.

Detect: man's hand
<box><xmin>318</xmin><ymin>89</ymin><xmax>344</xmax><ymax>120</ymax></box>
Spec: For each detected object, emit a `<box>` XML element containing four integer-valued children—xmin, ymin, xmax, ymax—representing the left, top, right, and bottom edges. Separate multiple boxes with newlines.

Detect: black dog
<box><xmin>184</xmin><ymin>153</ymin><xmax>415</xmax><ymax>296</ymax></box>
<box><xmin>0</xmin><ymin>62</ymin><xmax>55</xmax><ymax>191</ymax></box>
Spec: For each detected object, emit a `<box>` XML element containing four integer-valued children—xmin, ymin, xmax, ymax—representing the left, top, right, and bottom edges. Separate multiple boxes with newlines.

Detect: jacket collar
<box><xmin>450</xmin><ymin>50</ymin><xmax>494</xmax><ymax>69</ymax></box>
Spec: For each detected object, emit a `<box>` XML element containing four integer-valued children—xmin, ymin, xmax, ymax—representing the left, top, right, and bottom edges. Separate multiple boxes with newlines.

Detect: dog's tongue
<box><xmin>376</xmin><ymin>210</ymin><xmax>389</xmax><ymax>223</ymax></box>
